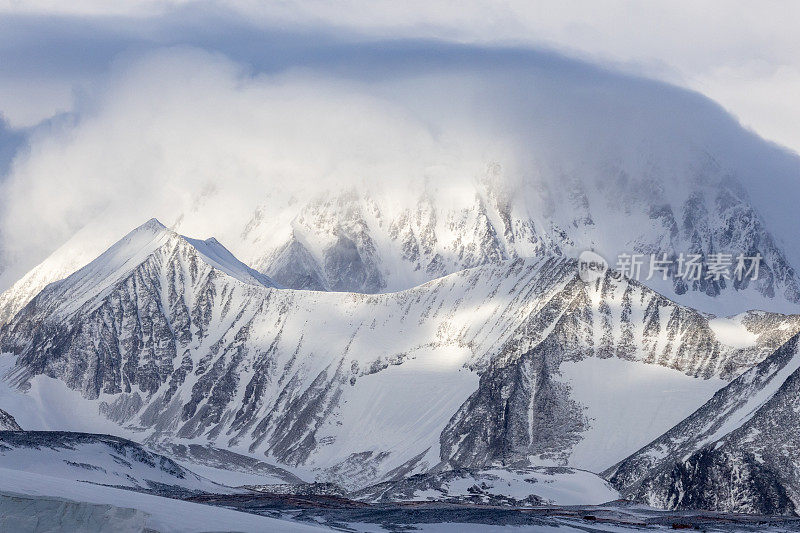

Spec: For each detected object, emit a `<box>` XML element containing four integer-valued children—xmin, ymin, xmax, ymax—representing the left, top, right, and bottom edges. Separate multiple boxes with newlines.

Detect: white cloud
<box><xmin>693</xmin><ymin>63</ymin><xmax>800</xmax><ymax>155</ymax></box>
<box><xmin>0</xmin><ymin>48</ymin><xmax>499</xmax><ymax>277</ymax></box>
<box><xmin>1</xmin><ymin>2</ymin><xmax>799</xmax><ymax>287</ymax></box>
<box><xmin>0</xmin><ymin>0</ymin><xmax>186</xmax><ymax>17</ymax></box>
<box><xmin>2</xmin><ymin>43</ymin><xmax>799</xmax><ymax>286</ymax></box>
<box><xmin>243</xmin><ymin>0</ymin><xmax>800</xmax><ymax>155</ymax></box>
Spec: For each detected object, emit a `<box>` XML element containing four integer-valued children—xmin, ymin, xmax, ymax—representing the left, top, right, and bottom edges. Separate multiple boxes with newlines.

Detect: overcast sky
<box><xmin>1</xmin><ymin>0</ymin><xmax>799</xmax><ymax>154</ymax></box>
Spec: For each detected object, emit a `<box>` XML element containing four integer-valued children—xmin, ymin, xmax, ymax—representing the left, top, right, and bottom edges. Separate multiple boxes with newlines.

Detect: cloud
<box><xmin>1</xmin><ymin>41</ymin><xmax>799</xmax><ymax>288</ymax></box>
<box><xmin>2</xmin><ymin>1</ymin><xmax>799</xmax><ymax>154</ymax></box>
<box><xmin>0</xmin><ymin>47</ymin><xmax>500</xmax><ymax>279</ymax></box>
<box><xmin>0</xmin><ymin>6</ymin><xmax>799</xmax><ymax>289</ymax></box>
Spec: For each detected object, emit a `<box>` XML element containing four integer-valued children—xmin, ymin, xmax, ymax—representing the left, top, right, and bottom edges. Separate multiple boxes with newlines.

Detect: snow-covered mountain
<box><xmin>5</xmin><ymin>4</ymin><xmax>800</xmax><ymax>527</ymax></box>
<box><xmin>2</xmin><ymin>146</ymin><xmax>799</xmax><ymax>329</ymax></box>
<box><xmin>247</xmin><ymin>168</ymin><xmax>800</xmax><ymax>312</ymax></box>
<box><xmin>2</xmin><ymin>219</ymin><xmax>798</xmax><ymax>491</ymax></box>
<box><xmin>0</xmin><ymin>218</ymin><xmax>276</xmax><ymax>326</ymax></box>
<box><xmin>607</xmin><ymin>330</ymin><xmax>800</xmax><ymax>515</ymax></box>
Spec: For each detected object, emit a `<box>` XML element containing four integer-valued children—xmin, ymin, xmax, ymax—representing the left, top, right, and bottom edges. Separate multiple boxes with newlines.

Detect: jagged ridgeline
<box><xmin>2</xmin><ymin>156</ymin><xmax>800</xmax><ymax>329</ymax></box>
<box><xmin>1</xmin><ymin>219</ymin><xmax>798</xmax><ymax>492</ymax></box>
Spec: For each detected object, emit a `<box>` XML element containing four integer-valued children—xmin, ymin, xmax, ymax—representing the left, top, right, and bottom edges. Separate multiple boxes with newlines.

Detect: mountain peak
<box><xmin>121</xmin><ymin>217</ymin><xmax>171</xmax><ymax>242</ymax></box>
<box><xmin>138</xmin><ymin>217</ymin><xmax>167</xmax><ymax>232</ymax></box>
<box><xmin>10</xmin><ymin>220</ymin><xmax>276</xmax><ymax>322</ymax></box>
<box><xmin>109</xmin><ymin>218</ymin><xmax>277</xmax><ymax>290</ymax></box>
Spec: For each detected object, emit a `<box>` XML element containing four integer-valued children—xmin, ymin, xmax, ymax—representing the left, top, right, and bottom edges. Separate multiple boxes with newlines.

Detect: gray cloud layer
<box><xmin>4</xmin><ymin>1</ymin><xmax>800</xmax><ymax>151</ymax></box>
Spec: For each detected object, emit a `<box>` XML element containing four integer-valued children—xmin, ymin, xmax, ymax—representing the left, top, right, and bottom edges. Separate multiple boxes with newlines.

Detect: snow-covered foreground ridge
<box><xmin>1</xmin><ymin>219</ymin><xmax>799</xmax><ymax>492</ymax></box>
<box><xmin>0</xmin><ymin>431</ymin><xmax>227</xmax><ymax>494</ymax></box>
<box><xmin>0</xmin><ymin>466</ymin><xmax>326</xmax><ymax>533</ymax></box>
<box><xmin>1</xmin><ymin>430</ymin><xmax>799</xmax><ymax>530</ymax></box>
<box><xmin>0</xmin><ymin>430</ymin><xmax>618</xmax><ymax>510</ymax></box>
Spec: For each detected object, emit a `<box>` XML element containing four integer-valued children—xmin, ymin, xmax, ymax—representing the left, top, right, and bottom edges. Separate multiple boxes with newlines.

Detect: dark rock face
<box><xmin>658</xmin><ymin>448</ymin><xmax>794</xmax><ymax>516</ymax></box>
<box><xmin>323</xmin><ymin>233</ymin><xmax>384</xmax><ymax>293</ymax></box>
<box><xmin>0</xmin><ymin>409</ymin><xmax>21</xmax><ymax>431</ymax></box>
<box><xmin>441</xmin><ymin>335</ymin><xmax>589</xmax><ymax>468</ymax></box>
<box><xmin>260</xmin><ymin>195</ymin><xmax>388</xmax><ymax>294</ymax></box>
<box><xmin>608</xmin><ymin>333</ymin><xmax>800</xmax><ymax>515</ymax></box>
<box><xmin>267</xmin><ymin>238</ymin><xmax>327</xmax><ymax>291</ymax></box>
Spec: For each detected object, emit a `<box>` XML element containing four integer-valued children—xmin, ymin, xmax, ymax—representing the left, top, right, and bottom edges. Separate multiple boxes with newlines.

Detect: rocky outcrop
<box><xmin>0</xmin><ymin>409</ymin><xmax>21</xmax><ymax>431</ymax></box>
<box><xmin>352</xmin><ymin>466</ymin><xmax>618</xmax><ymax>506</ymax></box>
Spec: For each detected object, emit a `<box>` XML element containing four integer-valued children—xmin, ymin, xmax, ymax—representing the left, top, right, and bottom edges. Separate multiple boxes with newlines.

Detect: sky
<box><xmin>0</xmin><ymin>0</ymin><xmax>799</xmax><ymax>287</ymax></box>
<box><xmin>1</xmin><ymin>1</ymin><xmax>799</xmax><ymax>153</ymax></box>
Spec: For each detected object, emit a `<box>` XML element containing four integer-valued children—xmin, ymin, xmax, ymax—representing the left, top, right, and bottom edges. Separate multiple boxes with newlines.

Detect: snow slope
<box><xmin>0</xmin><ymin>221</ymin><xmax>125</xmax><ymax>326</ymax></box>
<box><xmin>559</xmin><ymin>357</ymin><xmax>725</xmax><ymax>470</ymax></box>
<box><xmin>0</xmin><ymin>431</ymin><xmax>228</xmax><ymax>494</ymax></box>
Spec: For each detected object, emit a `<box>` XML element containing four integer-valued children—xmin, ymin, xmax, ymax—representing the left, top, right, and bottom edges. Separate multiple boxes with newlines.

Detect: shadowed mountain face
<box><xmin>2</xmin><ymin>220</ymin><xmax>798</xmax><ymax>491</ymax></box>
<box><xmin>608</xmin><ymin>332</ymin><xmax>800</xmax><ymax>515</ymax></box>
<box><xmin>0</xmin><ymin>409</ymin><xmax>20</xmax><ymax>431</ymax></box>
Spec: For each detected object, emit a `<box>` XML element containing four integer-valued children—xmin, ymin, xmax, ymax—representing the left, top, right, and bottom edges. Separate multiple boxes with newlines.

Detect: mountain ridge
<box><xmin>2</xmin><ymin>148</ymin><xmax>799</xmax><ymax>330</ymax></box>
<box><xmin>2</xmin><ymin>220</ymin><xmax>799</xmax><ymax>491</ymax></box>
